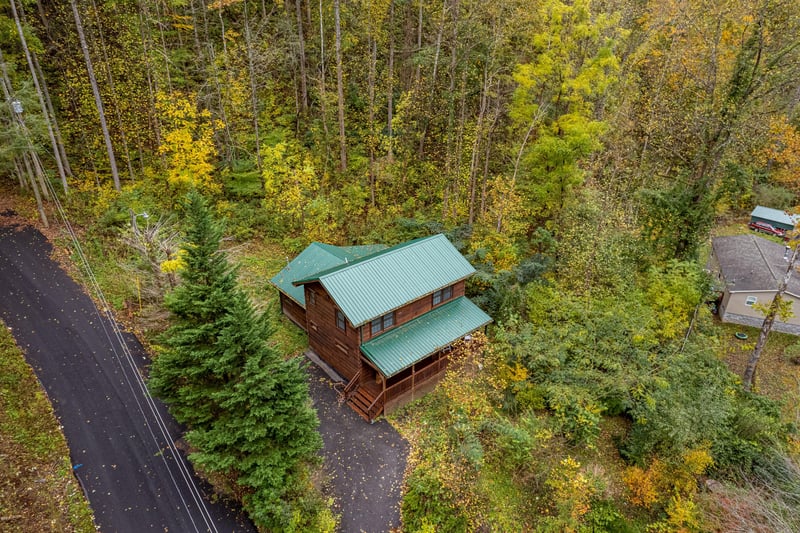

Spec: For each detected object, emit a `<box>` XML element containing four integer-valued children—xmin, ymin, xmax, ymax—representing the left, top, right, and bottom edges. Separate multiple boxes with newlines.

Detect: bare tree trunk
<box><xmin>419</xmin><ymin>0</ymin><xmax>447</xmax><ymax>157</ymax></box>
<box><xmin>744</xmin><ymin>244</ymin><xmax>800</xmax><ymax>391</ymax></box>
<box><xmin>1</xmin><ymin>46</ymin><xmax>50</xmax><ymax>219</ymax></box>
<box><xmin>368</xmin><ymin>33</ymin><xmax>377</xmax><ymax>207</ymax></box>
<box><xmin>151</xmin><ymin>0</ymin><xmax>173</xmax><ymax>92</ymax></box>
<box><xmin>242</xmin><ymin>0</ymin><xmax>263</xmax><ymax>173</ymax></box>
<box><xmin>415</xmin><ymin>0</ymin><xmax>423</xmax><ymax>86</ymax></box>
<box><xmin>386</xmin><ymin>0</ymin><xmax>395</xmax><ymax>160</ymax></box>
<box><xmin>10</xmin><ymin>0</ymin><xmax>69</xmax><ymax>193</ymax></box>
<box><xmin>71</xmin><ymin>0</ymin><xmax>121</xmax><ymax>191</ymax></box>
<box><xmin>318</xmin><ymin>0</ymin><xmax>331</xmax><ymax>174</ymax></box>
<box><xmin>136</xmin><ymin>5</ymin><xmax>162</xmax><ymax>156</ymax></box>
<box><xmin>334</xmin><ymin>0</ymin><xmax>347</xmax><ymax>171</ymax></box>
<box><xmin>215</xmin><ymin>3</ymin><xmax>236</xmax><ymax>163</ymax></box>
<box><xmin>90</xmin><ymin>0</ymin><xmax>135</xmax><ymax>181</ymax></box>
<box><xmin>24</xmin><ymin>153</ymin><xmax>49</xmax><ymax>227</ymax></box>
<box><xmin>30</xmin><ymin>42</ymin><xmax>73</xmax><ymax>180</ymax></box>
<box><xmin>468</xmin><ymin>66</ymin><xmax>490</xmax><ymax>225</ymax></box>
<box><xmin>295</xmin><ymin>0</ymin><xmax>309</xmax><ymax>114</ymax></box>
<box><xmin>14</xmin><ymin>158</ymin><xmax>27</xmax><ymax>189</ymax></box>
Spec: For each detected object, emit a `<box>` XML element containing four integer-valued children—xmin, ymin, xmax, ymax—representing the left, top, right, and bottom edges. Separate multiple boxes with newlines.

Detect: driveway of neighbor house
<box><xmin>307</xmin><ymin>362</ymin><xmax>408</xmax><ymax>533</ymax></box>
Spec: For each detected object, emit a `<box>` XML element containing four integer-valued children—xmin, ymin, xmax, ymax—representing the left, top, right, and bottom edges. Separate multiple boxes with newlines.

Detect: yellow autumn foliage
<box><xmin>156</xmin><ymin>91</ymin><xmax>222</xmax><ymax>196</ymax></box>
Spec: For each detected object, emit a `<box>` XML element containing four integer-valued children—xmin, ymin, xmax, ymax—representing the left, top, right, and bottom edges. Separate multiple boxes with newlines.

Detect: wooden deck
<box><xmin>344</xmin><ymin>352</ymin><xmax>450</xmax><ymax>422</ymax></box>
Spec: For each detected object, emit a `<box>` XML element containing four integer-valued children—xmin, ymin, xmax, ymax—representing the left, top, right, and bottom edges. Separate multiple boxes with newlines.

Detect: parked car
<box><xmin>748</xmin><ymin>221</ymin><xmax>787</xmax><ymax>238</ymax></box>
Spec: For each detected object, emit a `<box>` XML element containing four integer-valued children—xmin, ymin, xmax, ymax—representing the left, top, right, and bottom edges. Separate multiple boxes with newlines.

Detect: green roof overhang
<box><xmin>270</xmin><ymin>243</ymin><xmax>386</xmax><ymax>307</ymax></box>
<box><xmin>360</xmin><ymin>296</ymin><xmax>491</xmax><ymax>377</ymax></box>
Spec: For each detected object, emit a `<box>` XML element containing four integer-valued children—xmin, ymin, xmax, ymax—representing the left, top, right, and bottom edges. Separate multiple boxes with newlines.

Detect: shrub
<box><xmin>402</xmin><ymin>470</ymin><xmax>468</xmax><ymax>533</ymax></box>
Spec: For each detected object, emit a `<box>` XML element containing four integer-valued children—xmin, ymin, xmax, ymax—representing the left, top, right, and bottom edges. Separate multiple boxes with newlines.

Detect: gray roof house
<box><xmin>710</xmin><ymin>234</ymin><xmax>800</xmax><ymax>335</ymax></box>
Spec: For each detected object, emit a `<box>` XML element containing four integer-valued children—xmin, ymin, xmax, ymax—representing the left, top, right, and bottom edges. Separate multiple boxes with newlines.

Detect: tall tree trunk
<box><xmin>295</xmin><ymin>0</ymin><xmax>309</xmax><ymax>114</ymax></box>
<box><xmin>10</xmin><ymin>0</ymin><xmax>69</xmax><ymax>193</ymax></box>
<box><xmin>368</xmin><ymin>33</ymin><xmax>377</xmax><ymax>207</ymax></box>
<box><xmin>415</xmin><ymin>0</ymin><xmax>423</xmax><ymax>86</ymax></box>
<box><xmin>71</xmin><ymin>0</ymin><xmax>121</xmax><ymax>191</ymax></box>
<box><xmin>386</xmin><ymin>0</ymin><xmax>395</xmax><ymax>161</ymax></box>
<box><xmin>29</xmin><ymin>41</ymin><xmax>73</xmax><ymax>180</ymax></box>
<box><xmin>24</xmin><ymin>152</ymin><xmax>49</xmax><ymax>227</ymax></box>
<box><xmin>14</xmin><ymin>158</ymin><xmax>27</xmax><ymax>190</ymax></box>
<box><xmin>136</xmin><ymin>4</ymin><xmax>162</xmax><ymax>156</ymax></box>
<box><xmin>90</xmin><ymin>0</ymin><xmax>135</xmax><ymax>181</ymax></box>
<box><xmin>318</xmin><ymin>0</ymin><xmax>331</xmax><ymax>173</ymax></box>
<box><xmin>744</xmin><ymin>243</ymin><xmax>800</xmax><ymax>391</ymax></box>
<box><xmin>242</xmin><ymin>0</ymin><xmax>263</xmax><ymax>173</ymax></box>
<box><xmin>151</xmin><ymin>0</ymin><xmax>173</xmax><ymax>92</ymax></box>
<box><xmin>419</xmin><ymin>0</ymin><xmax>447</xmax><ymax>157</ymax></box>
<box><xmin>215</xmin><ymin>3</ymin><xmax>235</xmax><ymax>163</ymax></box>
<box><xmin>333</xmin><ymin>0</ymin><xmax>347</xmax><ymax>171</ymax></box>
<box><xmin>468</xmin><ymin>66</ymin><xmax>490</xmax><ymax>225</ymax></box>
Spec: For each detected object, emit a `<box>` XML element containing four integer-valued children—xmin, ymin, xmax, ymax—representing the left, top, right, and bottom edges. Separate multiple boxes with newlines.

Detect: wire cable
<box><xmin>40</xmin><ymin>177</ymin><xmax>220</xmax><ymax>533</ymax></box>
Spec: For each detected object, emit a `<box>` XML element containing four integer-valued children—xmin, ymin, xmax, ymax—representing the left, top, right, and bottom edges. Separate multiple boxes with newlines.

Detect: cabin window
<box><xmin>336</xmin><ymin>310</ymin><xmax>346</xmax><ymax>331</ymax></box>
<box><xmin>308</xmin><ymin>289</ymin><xmax>316</xmax><ymax>305</ymax></box>
<box><xmin>371</xmin><ymin>312</ymin><xmax>395</xmax><ymax>335</ymax></box>
<box><xmin>432</xmin><ymin>285</ymin><xmax>454</xmax><ymax>306</ymax></box>
<box><xmin>745</xmin><ymin>296</ymin><xmax>757</xmax><ymax>307</ymax></box>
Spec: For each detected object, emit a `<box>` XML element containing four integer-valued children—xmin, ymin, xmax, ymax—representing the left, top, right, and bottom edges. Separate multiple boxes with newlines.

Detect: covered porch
<box><xmin>343</xmin><ymin>297</ymin><xmax>491</xmax><ymax>421</ymax></box>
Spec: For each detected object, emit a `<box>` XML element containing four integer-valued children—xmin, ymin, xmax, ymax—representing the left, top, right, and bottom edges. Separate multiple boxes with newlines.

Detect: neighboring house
<box><xmin>270</xmin><ymin>234</ymin><xmax>492</xmax><ymax>421</ymax></box>
<box><xmin>749</xmin><ymin>205</ymin><xmax>799</xmax><ymax>232</ymax></box>
<box><xmin>710</xmin><ymin>234</ymin><xmax>800</xmax><ymax>335</ymax></box>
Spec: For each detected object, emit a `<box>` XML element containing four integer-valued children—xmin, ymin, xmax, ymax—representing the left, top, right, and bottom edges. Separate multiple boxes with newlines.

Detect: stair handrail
<box><xmin>340</xmin><ymin>369</ymin><xmax>362</xmax><ymax>402</ymax></box>
<box><xmin>365</xmin><ymin>390</ymin><xmax>386</xmax><ymax>421</ymax></box>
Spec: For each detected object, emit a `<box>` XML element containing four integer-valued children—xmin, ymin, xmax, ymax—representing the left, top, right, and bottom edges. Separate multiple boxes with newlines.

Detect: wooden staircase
<box><xmin>338</xmin><ymin>369</ymin><xmax>385</xmax><ymax>422</ymax></box>
<box><xmin>347</xmin><ymin>387</ymin><xmax>378</xmax><ymax>421</ymax></box>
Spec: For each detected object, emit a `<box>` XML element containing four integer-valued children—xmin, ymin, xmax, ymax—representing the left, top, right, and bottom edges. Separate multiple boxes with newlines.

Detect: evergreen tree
<box><xmin>149</xmin><ymin>190</ymin><xmax>321</xmax><ymax>528</ymax></box>
<box><xmin>148</xmin><ymin>190</ymin><xmax>238</xmax><ymax>427</ymax></box>
<box><xmin>187</xmin><ymin>291</ymin><xmax>322</xmax><ymax>529</ymax></box>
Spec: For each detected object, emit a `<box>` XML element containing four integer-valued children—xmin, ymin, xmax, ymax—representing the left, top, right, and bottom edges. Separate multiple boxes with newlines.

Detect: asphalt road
<box><xmin>0</xmin><ymin>218</ymin><xmax>254</xmax><ymax>532</ymax></box>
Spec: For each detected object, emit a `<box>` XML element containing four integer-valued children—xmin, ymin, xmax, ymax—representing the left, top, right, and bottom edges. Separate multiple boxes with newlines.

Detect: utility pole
<box><xmin>743</xmin><ymin>241</ymin><xmax>800</xmax><ymax>391</ymax></box>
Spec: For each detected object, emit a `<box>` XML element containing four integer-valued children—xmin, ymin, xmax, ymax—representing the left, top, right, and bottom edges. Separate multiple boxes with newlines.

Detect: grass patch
<box><xmin>0</xmin><ymin>322</ymin><xmax>95</xmax><ymax>532</ymax></box>
<box><xmin>715</xmin><ymin>320</ymin><xmax>800</xmax><ymax>424</ymax></box>
<box><xmin>228</xmin><ymin>238</ymin><xmax>309</xmax><ymax>357</ymax></box>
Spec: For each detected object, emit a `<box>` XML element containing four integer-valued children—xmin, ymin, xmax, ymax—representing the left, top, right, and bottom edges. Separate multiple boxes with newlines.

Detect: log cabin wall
<box><xmin>360</xmin><ymin>280</ymin><xmax>466</xmax><ymax>342</ymax></box>
<box><xmin>304</xmin><ymin>282</ymin><xmax>362</xmax><ymax>380</ymax></box>
<box><xmin>279</xmin><ymin>293</ymin><xmax>307</xmax><ymax>331</ymax></box>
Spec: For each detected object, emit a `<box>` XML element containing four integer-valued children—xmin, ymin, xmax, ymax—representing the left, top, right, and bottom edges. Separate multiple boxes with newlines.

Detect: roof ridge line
<box><xmin>752</xmin><ymin>234</ymin><xmax>780</xmax><ymax>284</ymax></box>
<box><xmin>319</xmin><ymin>234</ymin><xmax>440</xmax><ymax>279</ymax></box>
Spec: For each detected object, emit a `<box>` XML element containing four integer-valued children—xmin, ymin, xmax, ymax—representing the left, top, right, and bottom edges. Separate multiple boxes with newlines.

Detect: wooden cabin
<box><xmin>270</xmin><ymin>234</ymin><xmax>492</xmax><ymax>421</ymax></box>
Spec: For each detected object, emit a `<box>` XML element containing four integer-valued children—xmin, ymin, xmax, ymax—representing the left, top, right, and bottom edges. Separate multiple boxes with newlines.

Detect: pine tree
<box><xmin>187</xmin><ymin>291</ymin><xmax>322</xmax><ymax>529</ymax></box>
<box><xmin>148</xmin><ymin>190</ymin><xmax>321</xmax><ymax>529</ymax></box>
<box><xmin>148</xmin><ymin>190</ymin><xmax>238</xmax><ymax>427</ymax></box>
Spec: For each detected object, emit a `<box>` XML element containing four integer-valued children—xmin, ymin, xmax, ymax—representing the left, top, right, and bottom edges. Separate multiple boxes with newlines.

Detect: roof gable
<box><xmin>712</xmin><ymin>234</ymin><xmax>800</xmax><ymax>294</ymax></box>
<box><xmin>270</xmin><ymin>242</ymin><xmax>386</xmax><ymax>307</ymax></box>
<box><xmin>296</xmin><ymin>234</ymin><xmax>476</xmax><ymax>326</ymax></box>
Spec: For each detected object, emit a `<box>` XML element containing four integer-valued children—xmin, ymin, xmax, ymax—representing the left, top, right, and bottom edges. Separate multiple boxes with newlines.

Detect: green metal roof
<box><xmin>270</xmin><ymin>243</ymin><xmax>386</xmax><ymax>307</ymax></box>
<box><xmin>750</xmin><ymin>205</ymin><xmax>799</xmax><ymax>230</ymax></box>
<box><xmin>294</xmin><ymin>234</ymin><xmax>476</xmax><ymax>326</ymax></box>
<box><xmin>360</xmin><ymin>297</ymin><xmax>492</xmax><ymax>377</ymax></box>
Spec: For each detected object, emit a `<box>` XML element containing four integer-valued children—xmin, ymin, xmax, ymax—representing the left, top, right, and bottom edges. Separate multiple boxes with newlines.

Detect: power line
<box><xmin>40</xmin><ymin>178</ymin><xmax>219</xmax><ymax>533</ymax></box>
